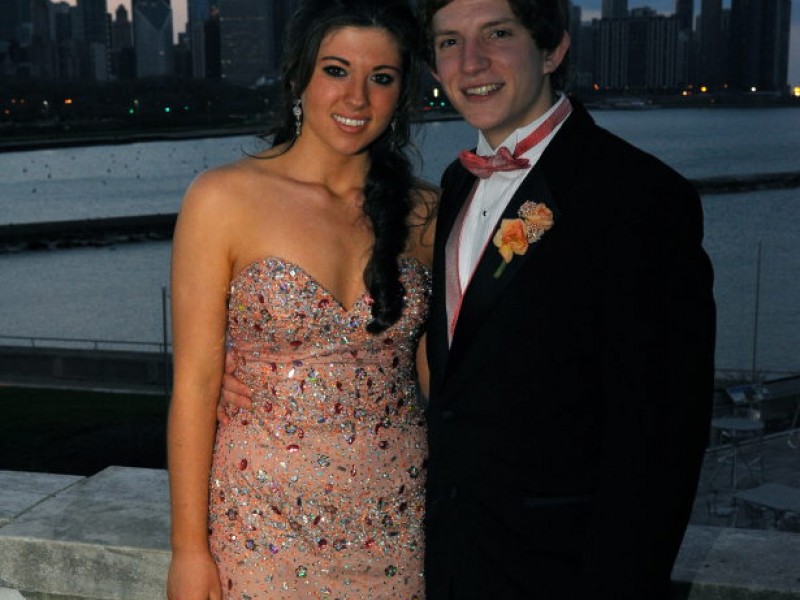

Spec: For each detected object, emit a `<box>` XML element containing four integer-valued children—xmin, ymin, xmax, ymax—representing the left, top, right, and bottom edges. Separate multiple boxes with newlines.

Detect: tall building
<box><xmin>80</xmin><ymin>0</ymin><xmax>108</xmax><ymax>44</ymax></box>
<box><xmin>219</xmin><ymin>0</ymin><xmax>275</xmax><ymax>86</ymax></box>
<box><xmin>111</xmin><ymin>4</ymin><xmax>134</xmax><ymax>79</ymax></box>
<box><xmin>133</xmin><ymin>0</ymin><xmax>174</xmax><ymax>77</ymax></box>
<box><xmin>697</xmin><ymin>0</ymin><xmax>724</xmax><ymax>86</ymax></box>
<box><xmin>111</xmin><ymin>3</ymin><xmax>133</xmax><ymax>50</ymax></box>
<box><xmin>601</xmin><ymin>0</ymin><xmax>628</xmax><ymax>19</ymax></box>
<box><xmin>729</xmin><ymin>0</ymin><xmax>791</xmax><ymax>92</ymax></box>
<box><xmin>73</xmin><ymin>0</ymin><xmax>110</xmax><ymax>80</ymax></box>
<box><xmin>567</xmin><ymin>2</ymin><xmax>585</xmax><ymax>88</ymax></box>
<box><xmin>593</xmin><ymin>17</ymin><xmax>628</xmax><ymax>89</ymax></box>
<box><xmin>4</xmin><ymin>0</ymin><xmax>56</xmax><ymax>79</ymax></box>
<box><xmin>674</xmin><ymin>0</ymin><xmax>694</xmax><ymax>85</ymax></box>
<box><xmin>204</xmin><ymin>5</ymin><xmax>221</xmax><ymax>79</ymax></box>
<box><xmin>51</xmin><ymin>1</ymin><xmax>82</xmax><ymax>80</ymax></box>
<box><xmin>1</xmin><ymin>0</ymin><xmax>25</xmax><ymax>42</ymax></box>
<box><xmin>675</xmin><ymin>0</ymin><xmax>694</xmax><ymax>32</ymax></box>
<box><xmin>187</xmin><ymin>0</ymin><xmax>210</xmax><ymax>77</ymax></box>
<box><xmin>627</xmin><ymin>8</ymin><xmax>682</xmax><ymax>90</ymax></box>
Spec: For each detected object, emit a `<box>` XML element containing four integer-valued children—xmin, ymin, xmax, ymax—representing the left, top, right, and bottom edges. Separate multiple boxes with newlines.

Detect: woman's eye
<box><xmin>323</xmin><ymin>65</ymin><xmax>347</xmax><ymax>77</ymax></box>
<box><xmin>372</xmin><ymin>73</ymin><xmax>396</xmax><ymax>86</ymax></box>
<box><xmin>437</xmin><ymin>38</ymin><xmax>458</xmax><ymax>49</ymax></box>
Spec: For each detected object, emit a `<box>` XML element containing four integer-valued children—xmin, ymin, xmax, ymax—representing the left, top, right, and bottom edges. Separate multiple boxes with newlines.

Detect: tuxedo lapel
<box><xmin>446</xmin><ymin>166</ymin><xmax>557</xmax><ymax>374</ymax></box>
<box><xmin>428</xmin><ymin>163</ymin><xmax>478</xmax><ymax>397</ymax></box>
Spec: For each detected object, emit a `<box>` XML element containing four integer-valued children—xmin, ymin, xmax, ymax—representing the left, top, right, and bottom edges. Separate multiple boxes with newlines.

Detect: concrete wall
<box><xmin>0</xmin><ymin>346</ymin><xmax>170</xmax><ymax>394</ymax></box>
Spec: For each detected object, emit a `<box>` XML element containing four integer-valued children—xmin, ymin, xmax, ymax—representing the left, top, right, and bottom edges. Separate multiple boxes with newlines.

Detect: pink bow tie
<box><xmin>458</xmin><ymin>147</ymin><xmax>530</xmax><ymax>179</ymax></box>
<box><xmin>458</xmin><ymin>97</ymin><xmax>573</xmax><ymax>179</ymax></box>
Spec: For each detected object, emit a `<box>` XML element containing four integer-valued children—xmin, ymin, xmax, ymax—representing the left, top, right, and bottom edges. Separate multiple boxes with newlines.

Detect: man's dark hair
<box><xmin>417</xmin><ymin>0</ymin><xmax>570</xmax><ymax>90</ymax></box>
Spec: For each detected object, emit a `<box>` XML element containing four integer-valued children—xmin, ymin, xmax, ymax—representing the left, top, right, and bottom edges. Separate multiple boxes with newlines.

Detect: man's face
<box><xmin>430</xmin><ymin>0</ymin><xmax>567</xmax><ymax>147</ymax></box>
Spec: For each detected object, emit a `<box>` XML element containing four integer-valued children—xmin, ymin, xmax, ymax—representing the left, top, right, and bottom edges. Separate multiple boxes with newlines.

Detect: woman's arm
<box><xmin>167</xmin><ymin>172</ymin><xmax>235</xmax><ymax>600</ymax></box>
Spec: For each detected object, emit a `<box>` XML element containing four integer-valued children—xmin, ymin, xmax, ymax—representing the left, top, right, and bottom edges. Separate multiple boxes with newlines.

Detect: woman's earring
<box><xmin>292</xmin><ymin>99</ymin><xmax>303</xmax><ymax>137</ymax></box>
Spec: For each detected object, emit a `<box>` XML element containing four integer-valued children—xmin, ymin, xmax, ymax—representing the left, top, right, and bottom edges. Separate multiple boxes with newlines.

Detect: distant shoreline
<box><xmin>0</xmin><ymin>113</ymin><xmax>465</xmax><ymax>153</ymax></box>
<box><xmin>2</xmin><ymin>97</ymin><xmax>798</xmax><ymax>153</ymax></box>
<box><xmin>3</xmin><ymin>169</ymin><xmax>799</xmax><ymax>253</ymax></box>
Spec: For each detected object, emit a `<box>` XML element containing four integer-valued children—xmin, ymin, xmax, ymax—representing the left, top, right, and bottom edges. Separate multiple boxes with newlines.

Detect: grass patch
<box><xmin>0</xmin><ymin>386</ymin><xmax>168</xmax><ymax>476</ymax></box>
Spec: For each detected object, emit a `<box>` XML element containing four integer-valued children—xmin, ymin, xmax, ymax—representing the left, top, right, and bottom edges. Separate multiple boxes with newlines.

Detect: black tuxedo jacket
<box><xmin>424</xmin><ymin>97</ymin><xmax>716</xmax><ymax>600</ymax></box>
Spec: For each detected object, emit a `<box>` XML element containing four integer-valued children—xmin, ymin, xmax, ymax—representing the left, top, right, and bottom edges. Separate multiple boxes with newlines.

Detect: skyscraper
<box><xmin>111</xmin><ymin>4</ymin><xmax>135</xmax><ymax>79</ymax></box>
<box><xmin>627</xmin><ymin>8</ymin><xmax>681</xmax><ymax>89</ymax></box>
<box><xmin>219</xmin><ymin>0</ymin><xmax>275</xmax><ymax>86</ymax></box>
<box><xmin>593</xmin><ymin>17</ymin><xmax>628</xmax><ymax>89</ymax></box>
<box><xmin>601</xmin><ymin>0</ymin><xmax>628</xmax><ymax>19</ymax></box>
<box><xmin>675</xmin><ymin>0</ymin><xmax>694</xmax><ymax>32</ymax></box>
<box><xmin>729</xmin><ymin>0</ymin><xmax>791</xmax><ymax>92</ymax></box>
<box><xmin>674</xmin><ymin>0</ymin><xmax>694</xmax><ymax>85</ymax></box>
<box><xmin>133</xmin><ymin>0</ymin><xmax>174</xmax><ymax>77</ymax></box>
<box><xmin>697</xmin><ymin>0</ymin><xmax>724</xmax><ymax>86</ymax></box>
<box><xmin>187</xmin><ymin>0</ymin><xmax>210</xmax><ymax>77</ymax></box>
<box><xmin>111</xmin><ymin>4</ymin><xmax>133</xmax><ymax>50</ymax></box>
<box><xmin>80</xmin><ymin>0</ymin><xmax>108</xmax><ymax>45</ymax></box>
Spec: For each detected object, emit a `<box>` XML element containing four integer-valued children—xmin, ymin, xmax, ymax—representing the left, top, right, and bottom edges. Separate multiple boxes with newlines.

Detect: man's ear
<box><xmin>543</xmin><ymin>31</ymin><xmax>570</xmax><ymax>75</ymax></box>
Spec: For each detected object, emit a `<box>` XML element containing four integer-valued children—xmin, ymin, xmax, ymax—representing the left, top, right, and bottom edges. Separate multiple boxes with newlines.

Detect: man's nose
<box><xmin>461</xmin><ymin>37</ymin><xmax>490</xmax><ymax>73</ymax></box>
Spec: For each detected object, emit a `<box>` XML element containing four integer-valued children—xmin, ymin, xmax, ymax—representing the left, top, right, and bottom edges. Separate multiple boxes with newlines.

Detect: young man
<box><xmin>220</xmin><ymin>0</ymin><xmax>715</xmax><ymax>596</ymax></box>
<box><xmin>419</xmin><ymin>0</ymin><xmax>715</xmax><ymax>598</ymax></box>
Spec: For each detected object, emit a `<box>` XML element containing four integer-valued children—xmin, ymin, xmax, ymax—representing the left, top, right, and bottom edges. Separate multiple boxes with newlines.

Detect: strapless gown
<box><xmin>209</xmin><ymin>256</ymin><xmax>430</xmax><ymax>599</ymax></box>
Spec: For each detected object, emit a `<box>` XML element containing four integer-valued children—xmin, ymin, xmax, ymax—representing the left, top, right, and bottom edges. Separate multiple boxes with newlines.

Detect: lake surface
<box><xmin>1</xmin><ymin>107</ymin><xmax>799</xmax><ymax>376</ymax></box>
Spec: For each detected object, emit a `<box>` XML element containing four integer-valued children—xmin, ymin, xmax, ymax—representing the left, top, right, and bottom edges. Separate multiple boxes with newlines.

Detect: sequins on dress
<box><xmin>210</xmin><ymin>256</ymin><xmax>430</xmax><ymax>599</ymax></box>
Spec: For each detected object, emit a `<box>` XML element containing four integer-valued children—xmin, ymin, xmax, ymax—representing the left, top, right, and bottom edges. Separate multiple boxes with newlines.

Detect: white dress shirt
<box><xmin>457</xmin><ymin>94</ymin><xmax>570</xmax><ymax>292</ymax></box>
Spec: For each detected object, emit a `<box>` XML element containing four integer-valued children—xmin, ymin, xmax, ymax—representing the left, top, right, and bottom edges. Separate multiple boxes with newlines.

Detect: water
<box><xmin>3</xmin><ymin>107</ymin><xmax>800</xmax><ymax>224</ymax></box>
<box><xmin>1</xmin><ymin>107</ymin><xmax>799</xmax><ymax>374</ymax></box>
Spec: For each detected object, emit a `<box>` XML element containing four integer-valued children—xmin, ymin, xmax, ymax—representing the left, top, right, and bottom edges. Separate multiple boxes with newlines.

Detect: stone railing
<box><xmin>1</xmin><ymin>467</ymin><xmax>799</xmax><ymax>600</ymax></box>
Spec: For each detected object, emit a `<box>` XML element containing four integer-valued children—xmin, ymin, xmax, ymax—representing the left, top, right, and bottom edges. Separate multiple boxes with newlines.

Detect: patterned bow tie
<box><xmin>458</xmin><ymin>97</ymin><xmax>573</xmax><ymax>179</ymax></box>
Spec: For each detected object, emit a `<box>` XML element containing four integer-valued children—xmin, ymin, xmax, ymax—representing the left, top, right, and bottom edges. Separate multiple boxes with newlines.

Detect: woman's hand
<box><xmin>167</xmin><ymin>549</ymin><xmax>222</xmax><ymax>600</ymax></box>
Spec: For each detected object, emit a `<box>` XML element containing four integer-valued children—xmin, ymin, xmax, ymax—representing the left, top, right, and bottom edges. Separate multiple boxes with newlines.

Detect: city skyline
<box><xmin>61</xmin><ymin>0</ymin><xmax>800</xmax><ymax>84</ymax></box>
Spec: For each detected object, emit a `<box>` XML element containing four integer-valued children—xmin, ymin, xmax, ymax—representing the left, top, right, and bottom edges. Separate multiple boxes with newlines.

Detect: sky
<box><xmin>79</xmin><ymin>0</ymin><xmax>800</xmax><ymax>85</ymax></box>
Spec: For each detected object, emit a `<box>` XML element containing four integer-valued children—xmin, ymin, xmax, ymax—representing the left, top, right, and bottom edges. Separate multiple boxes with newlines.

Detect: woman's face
<box><xmin>299</xmin><ymin>26</ymin><xmax>404</xmax><ymax>156</ymax></box>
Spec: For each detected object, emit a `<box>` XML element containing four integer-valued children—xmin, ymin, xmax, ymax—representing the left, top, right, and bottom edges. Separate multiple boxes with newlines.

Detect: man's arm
<box><xmin>581</xmin><ymin>172</ymin><xmax>715</xmax><ymax>599</ymax></box>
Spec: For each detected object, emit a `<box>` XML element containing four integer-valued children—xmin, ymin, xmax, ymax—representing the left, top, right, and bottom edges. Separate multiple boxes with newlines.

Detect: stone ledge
<box><xmin>0</xmin><ymin>467</ymin><xmax>169</xmax><ymax>600</ymax></box>
<box><xmin>1</xmin><ymin>467</ymin><xmax>799</xmax><ymax>599</ymax></box>
<box><xmin>672</xmin><ymin>526</ymin><xmax>800</xmax><ymax>599</ymax></box>
<box><xmin>0</xmin><ymin>471</ymin><xmax>83</xmax><ymax>527</ymax></box>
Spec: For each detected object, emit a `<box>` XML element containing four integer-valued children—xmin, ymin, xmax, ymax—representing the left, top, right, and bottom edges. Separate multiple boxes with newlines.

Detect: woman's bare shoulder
<box><xmin>180</xmin><ymin>157</ymin><xmax>282</xmax><ymax>215</ymax></box>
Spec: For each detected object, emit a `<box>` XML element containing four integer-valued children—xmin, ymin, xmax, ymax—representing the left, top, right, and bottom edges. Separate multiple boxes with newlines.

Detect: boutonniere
<box><xmin>492</xmin><ymin>201</ymin><xmax>554</xmax><ymax>278</ymax></box>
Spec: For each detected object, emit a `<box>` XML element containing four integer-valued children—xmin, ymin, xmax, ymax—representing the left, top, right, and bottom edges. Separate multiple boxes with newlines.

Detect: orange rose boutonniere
<box><xmin>492</xmin><ymin>201</ymin><xmax>554</xmax><ymax>278</ymax></box>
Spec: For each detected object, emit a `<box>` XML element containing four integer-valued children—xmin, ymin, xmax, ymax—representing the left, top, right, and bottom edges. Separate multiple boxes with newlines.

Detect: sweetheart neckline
<box><xmin>230</xmin><ymin>255</ymin><xmax>430</xmax><ymax>314</ymax></box>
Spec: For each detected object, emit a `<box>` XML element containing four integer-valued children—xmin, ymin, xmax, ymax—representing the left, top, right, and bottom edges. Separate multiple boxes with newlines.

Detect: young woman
<box><xmin>166</xmin><ymin>1</ymin><xmax>435</xmax><ymax>598</ymax></box>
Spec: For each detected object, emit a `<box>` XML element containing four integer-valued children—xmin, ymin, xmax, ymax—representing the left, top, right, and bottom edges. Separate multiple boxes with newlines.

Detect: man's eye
<box><xmin>437</xmin><ymin>38</ymin><xmax>458</xmax><ymax>49</ymax></box>
<box><xmin>490</xmin><ymin>29</ymin><xmax>512</xmax><ymax>39</ymax></box>
<box><xmin>372</xmin><ymin>73</ymin><xmax>396</xmax><ymax>86</ymax></box>
<box><xmin>323</xmin><ymin>66</ymin><xmax>347</xmax><ymax>77</ymax></box>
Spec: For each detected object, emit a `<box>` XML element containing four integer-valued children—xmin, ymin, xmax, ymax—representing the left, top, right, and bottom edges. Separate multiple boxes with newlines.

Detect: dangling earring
<box><xmin>292</xmin><ymin>99</ymin><xmax>303</xmax><ymax>137</ymax></box>
<box><xmin>390</xmin><ymin>117</ymin><xmax>397</xmax><ymax>132</ymax></box>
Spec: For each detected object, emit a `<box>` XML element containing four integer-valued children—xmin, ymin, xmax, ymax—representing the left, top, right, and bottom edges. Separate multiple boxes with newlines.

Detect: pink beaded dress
<box><xmin>209</xmin><ymin>256</ymin><xmax>430</xmax><ymax>599</ymax></box>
